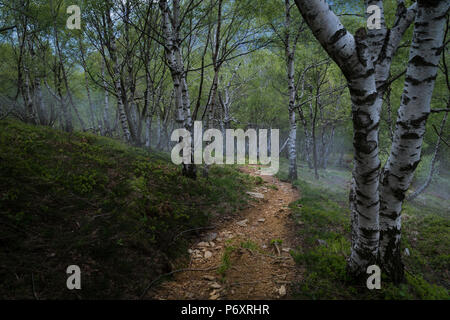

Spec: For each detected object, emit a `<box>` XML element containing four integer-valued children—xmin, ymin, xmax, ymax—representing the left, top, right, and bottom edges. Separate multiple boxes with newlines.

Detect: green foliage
<box><xmin>240</xmin><ymin>240</ymin><xmax>260</xmax><ymax>251</ymax></box>
<box><xmin>270</xmin><ymin>238</ymin><xmax>283</xmax><ymax>246</ymax></box>
<box><xmin>218</xmin><ymin>243</ymin><xmax>237</xmax><ymax>278</ymax></box>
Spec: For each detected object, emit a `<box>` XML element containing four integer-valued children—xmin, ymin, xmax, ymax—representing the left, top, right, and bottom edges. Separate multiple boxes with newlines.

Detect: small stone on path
<box><xmin>236</xmin><ymin>219</ymin><xmax>248</xmax><ymax>227</ymax></box>
<box><xmin>204</xmin><ymin>232</ymin><xmax>218</xmax><ymax>241</ymax></box>
<box><xmin>210</xmin><ymin>282</ymin><xmax>222</xmax><ymax>289</ymax></box>
<box><xmin>246</xmin><ymin>192</ymin><xmax>264</xmax><ymax>199</ymax></box>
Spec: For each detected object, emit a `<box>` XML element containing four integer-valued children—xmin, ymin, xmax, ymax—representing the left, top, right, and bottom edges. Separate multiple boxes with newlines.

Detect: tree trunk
<box><xmin>145</xmin><ymin>115</ymin><xmax>152</xmax><ymax>149</ymax></box>
<box><xmin>144</xmin><ymin>73</ymin><xmax>154</xmax><ymax>149</ymax></box>
<box><xmin>322</xmin><ymin>126</ymin><xmax>335</xmax><ymax>169</ymax></box>
<box><xmin>285</xmin><ymin>0</ymin><xmax>298</xmax><ymax>182</ymax></box>
<box><xmin>54</xmin><ymin>29</ymin><xmax>86</xmax><ymax>132</ymax></box>
<box><xmin>105</xmin><ymin>6</ymin><xmax>132</xmax><ymax>142</ymax></box>
<box><xmin>379</xmin><ymin>1</ymin><xmax>448</xmax><ymax>283</ymax></box>
<box><xmin>297</xmin><ymin>106</ymin><xmax>313</xmax><ymax>168</ymax></box>
<box><xmin>34</xmin><ymin>78</ymin><xmax>46</xmax><ymax>125</ymax></box>
<box><xmin>407</xmin><ymin>112</ymin><xmax>448</xmax><ymax>201</ymax></box>
<box><xmin>84</xmin><ymin>71</ymin><xmax>97</xmax><ymax>132</ymax></box>
<box><xmin>156</xmin><ymin>114</ymin><xmax>162</xmax><ymax>149</ymax></box>
<box><xmin>287</xmin><ymin>62</ymin><xmax>298</xmax><ymax>181</ymax></box>
<box><xmin>22</xmin><ymin>67</ymin><xmax>36</xmax><ymax>124</ymax></box>
<box><xmin>293</xmin><ymin>0</ymin><xmax>398</xmax><ymax>278</ymax></box>
<box><xmin>311</xmin><ymin>93</ymin><xmax>320</xmax><ymax>180</ymax></box>
<box><xmin>101</xmin><ymin>60</ymin><xmax>111</xmax><ymax>136</ymax></box>
<box><xmin>54</xmin><ymin>64</ymin><xmax>73</xmax><ymax>133</ymax></box>
<box><xmin>28</xmin><ymin>38</ymin><xmax>46</xmax><ymax>126</ymax></box>
<box><xmin>159</xmin><ymin>0</ymin><xmax>196</xmax><ymax>178</ymax></box>
<box><xmin>113</xmin><ymin>70</ymin><xmax>131</xmax><ymax>142</ymax></box>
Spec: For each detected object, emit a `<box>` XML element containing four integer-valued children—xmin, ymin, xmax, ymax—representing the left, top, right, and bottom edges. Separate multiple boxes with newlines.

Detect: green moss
<box><xmin>0</xmin><ymin>120</ymin><xmax>255</xmax><ymax>299</ymax></box>
<box><xmin>270</xmin><ymin>238</ymin><xmax>283</xmax><ymax>246</ymax></box>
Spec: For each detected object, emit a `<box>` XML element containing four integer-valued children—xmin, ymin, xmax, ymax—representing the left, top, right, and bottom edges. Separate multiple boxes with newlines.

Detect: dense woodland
<box><xmin>0</xmin><ymin>0</ymin><xmax>449</xmax><ymax>299</ymax></box>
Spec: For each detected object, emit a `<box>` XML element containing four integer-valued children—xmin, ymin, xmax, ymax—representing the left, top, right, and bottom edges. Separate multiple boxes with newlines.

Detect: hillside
<box><xmin>0</xmin><ymin>120</ymin><xmax>256</xmax><ymax>299</ymax></box>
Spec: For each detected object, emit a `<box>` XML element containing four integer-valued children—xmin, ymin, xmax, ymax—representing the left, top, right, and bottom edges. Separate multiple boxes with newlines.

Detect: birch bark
<box><xmin>101</xmin><ymin>60</ymin><xmax>111</xmax><ymax>136</ymax></box>
<box><xmin>105</xmin><ymin>5</ymin><xmax>132</xmax><ymax>142</ymax></box>
<box><xmin>159</xmin><ymin>0</ymin><xmax>196</xmax><ymax>178</ymax></box>
<box><xmin>285</xmin><ymin>0</ymin><xmax>299</xmax><ymax>182</ymax></box>
<box><xmin>407</xmin><ymin>112</ymin><xmax>448</xmax><ymax>201</ymax></box>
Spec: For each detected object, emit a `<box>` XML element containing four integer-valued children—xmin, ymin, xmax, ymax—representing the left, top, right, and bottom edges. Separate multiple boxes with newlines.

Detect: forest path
<box><xmin>148</xmin><ymin>165</ymin><xmax>303</xmax><ymax>300</ymax></box>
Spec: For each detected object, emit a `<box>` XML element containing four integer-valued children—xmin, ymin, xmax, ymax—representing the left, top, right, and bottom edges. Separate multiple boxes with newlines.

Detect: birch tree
<box><xmin>218</xmin><ymin>63</ymin><xmax>241</xmax><ymax>138</ymax></box>
<box><xmin>284</xmin><ymin>0</ymin><xmax>302</xmax><ymax>181</ymax></box>
<box><xmin>294</xmin><ymin>0</ymin><xmax>448</xmax><ymax>281</ymax></box>
<box><xmin>407</xmin><ymin>111</ymin><xmax>448</xmax><ymax>201</ymax></box>
<box><xmin>266</xmin><ymin>0</ymin><xmax>305</xmax><ymax>181</ymax></box>
<box><xmin>379</xmin><ymin>0</ymin><xmax>449</xmax><ymax>282</ymax></box>
<box><xmin>158</xmin><ymin>0</ymin><xmax>197</xmax><ymax>178</ymax></box>
<box><xmin>101</xmin><ymin>60</ymin><xmax>111</xmax><ymax>136</ymax></box>
<box><xmin>407</xmin><ymin>19</ymin><xmax>450</xmax><ymax>201</ymax></box>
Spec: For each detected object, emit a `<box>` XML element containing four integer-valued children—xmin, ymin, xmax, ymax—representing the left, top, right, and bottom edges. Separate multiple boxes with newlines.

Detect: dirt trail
<box><xmin>148</xmin><ymin>165</ymin><xmax>302</xmax><ymax>300</ymax></box>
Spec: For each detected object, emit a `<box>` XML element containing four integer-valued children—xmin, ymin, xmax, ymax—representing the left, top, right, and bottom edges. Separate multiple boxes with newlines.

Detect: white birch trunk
<box><xmin>105</xmin><ymin>7</ymin><xmax>131</xmax><ymax>142</ymax></box>
<box><xmin>294</xmin><ymin>0</ymin><xmax>418</xmax><ymax>278</ymax></box>
<box><xmin>145</xmin><ymin>115</ymin><xmax>152</xmax><ymax>149</ymax></box>
<box><xmin>33</xmin><ymin>76</ymin><xmax>46</xmax><ymax>125</ymax></box>
<box><xmin>379</xmin><ymin>0</ymin><xmax>448</xmax><ymax>282</ymax></box>
<box><xmin>407</xmin><ymin>111</ymin><xmax>448</xmax><ymax>201</ymax></box>
<box><xmin>156</xmin><ymin>110</ymin><xmax>162</xmax><ymax>149</ymax></box>
<box><xmin>159</xmin><ymin>0</ymin><xmax>196</xmax><ymax>178</ymax></box>
<box><xmin>84</xmin><ymin>71</ymin><xmax>97</xmax><ymax>132</ymax></box>
<box><xmin>23</xmin><ymin>67</ymin><xmax>36</xmax><ymax>124</ymax></box>
<box><xmin>285</xmin><ymin>0</ymin><xmax>298</xmax><ymax>182</ymax></box>
<box><xmin>101</xmin><ymin>60</ymin><xmax>111</xmax><ymax>136</ymax></box>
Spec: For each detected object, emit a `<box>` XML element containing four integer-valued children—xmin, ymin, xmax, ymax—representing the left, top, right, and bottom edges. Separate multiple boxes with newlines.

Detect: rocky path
<box><xmin>147</xmin><ymin>165</ymin><xmax>302</xmax><ymax>300</ymax></box>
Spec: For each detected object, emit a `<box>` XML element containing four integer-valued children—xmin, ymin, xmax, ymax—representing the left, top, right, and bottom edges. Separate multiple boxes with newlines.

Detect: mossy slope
<box><xmin>0</xmin><ymin>120</ymin><xmax>254</xmax><ymax>299</ymax></box>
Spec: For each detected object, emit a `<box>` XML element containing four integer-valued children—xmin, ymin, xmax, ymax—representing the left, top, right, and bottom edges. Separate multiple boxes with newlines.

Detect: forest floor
<box><xmin>0</xmin><ymin>120</ymin><xmax>257</xmax><ymax>299</ymax></box>
<box><xmin>1</xmin><ymin>120</ymin><xmax>447</xmax><ymax>299</ymax></box>
<box><xmin>148</xmin><ymin>165</ymin><xmax>302</xmax><ymax>300</ymax></box>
